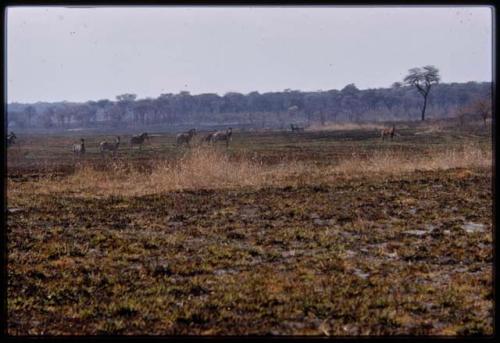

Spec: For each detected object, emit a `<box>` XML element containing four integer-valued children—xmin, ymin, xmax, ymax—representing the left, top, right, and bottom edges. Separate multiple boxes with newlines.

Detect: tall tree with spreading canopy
<box><xmin>404</xmin><ymin>65</ymin><xmax>440</xmax><ymax>121</ymax></box>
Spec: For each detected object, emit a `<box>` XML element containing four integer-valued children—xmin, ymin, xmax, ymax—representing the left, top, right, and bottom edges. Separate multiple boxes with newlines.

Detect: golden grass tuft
<box><xmin>24</xmin><ymin>147</ymin><xmax>306</xmax><ymax>197</ymax></box>
<box><xmin>9</xmin><ymin>143</ymin><xmax>491</xmax><ymax>198</ymax></box>
<box><xmin>147</xmin><ymin>147</ymin><xmax>304</xmax><ymax>192</ymax></box>
<box><xmin>333</xmin><ymin>143</ymin><xmax>491</xmax><ymax>175</ymax></box>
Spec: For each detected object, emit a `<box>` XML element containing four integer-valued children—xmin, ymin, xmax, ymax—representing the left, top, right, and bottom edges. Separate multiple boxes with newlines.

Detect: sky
<box><xmin>6</xmin><ymin>6</ymin><xmax>493</xmax><ymax>103</ymax></box>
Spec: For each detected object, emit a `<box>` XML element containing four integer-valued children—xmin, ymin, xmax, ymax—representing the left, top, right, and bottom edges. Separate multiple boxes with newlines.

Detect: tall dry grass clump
<box><xmin>32</xmin><ymin>147</ymin><xmax>306</xmax><ymax>196</ymax></box>
<box><xmin>147</xmin><ymin>147</ymin><xmax>304</xmax><ymax>191</ymax></box>
<box><xmin>333</xmin><ymin>143</ymin><xmax>491</xmax><ymax>175</ymax></box>
<box><xmin>14</xmin><ymin>143</ymin><xmax>491</xmax><ymax>197</ymax></box>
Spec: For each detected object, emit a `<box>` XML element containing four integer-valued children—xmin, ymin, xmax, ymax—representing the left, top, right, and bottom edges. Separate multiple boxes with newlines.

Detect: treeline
<box><xmin>7</xmin><ymin>81</ymin><xmax>491</xmax><ymax>131</ymax></box>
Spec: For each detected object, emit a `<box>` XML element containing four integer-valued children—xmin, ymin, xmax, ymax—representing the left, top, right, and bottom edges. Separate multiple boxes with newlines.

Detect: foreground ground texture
<box><xmin>6</xmin><ymin>122</ymin><xmax>493</xmax><ymax>335</ymax></box>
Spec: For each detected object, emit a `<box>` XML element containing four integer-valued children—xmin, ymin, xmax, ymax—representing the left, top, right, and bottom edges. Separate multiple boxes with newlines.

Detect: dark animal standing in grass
<box><xmin>130</xmin><ymin>132</ymin><xmax>149</xmax><ymax>150</ymax></box>
<box><xmin>291</xmin><ymin>124</ymin><xmax>304</xmax><ymax>132</ymax></box>
<box><xmin>202</xmin><ymin>132</ymin><xmax>216</xmax><ymax>144</ymax></box>
<box><xmin>73</xmin><ymin>138</ymin><xmax>86</xmax><ymax>156</ymax></box>
<box><xmin>6</xmin><ymin>131</ymin><xmax>17</xmax><ymax>147</ymax></box>
<box><xmin>176</xmin><ymin>129</ymin><xmax>197</xmax><ymax>146</ymax></box>
<box><xmin>99</xmin><ymin>136</ymin><xmax>120</xmax><ymax>156</ymax></box>
<box><xmin>212</xmin><ymin>128</ymin><xmax>233</xmax><ymax>147</ymax></box>
<box><xmin>381</xmin><ymin>124</ymin><xmax>395</xmax><ymax>141</ymax></box>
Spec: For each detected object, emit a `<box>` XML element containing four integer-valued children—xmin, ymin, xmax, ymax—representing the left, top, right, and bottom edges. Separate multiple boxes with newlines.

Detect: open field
<box><xmin>6</xmin><ymin>121</ymin><xmax>493</xmax><ymax>335</ymax></box>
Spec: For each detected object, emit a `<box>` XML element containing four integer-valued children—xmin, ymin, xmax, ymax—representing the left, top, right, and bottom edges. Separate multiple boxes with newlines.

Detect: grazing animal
<box><xmin>211</xmin><ymin>127</ymin><xmax>233</xmax><ymax>147</ymax></box>
<box><xmin>176</xmin><ymin>128</ymin><xmax>197</xmax><ymax>146</ymax></box>
<box><xmin>130</xmin><ymin>132</ymin><xmax>149</xmax><ymax>150</ymax></box>
<box><xmin>381</xmin><ymin>124</ymin><xmax>396</xmax><ymax>141</ymax></box>
<box><xmin>6</xmin><ymin>131</ymin><xmax>17</xmax><ymax>147</ymax></box>
<box><xmin>202</xmin><ymin>132</ymin><xmax>216</xmax><ymax>144</ymax></box>
<box><xmin>290</xmin><ymin>124</ymin><xmax>304</xmax><ymax>132</ymax></box>
<box><xmin>99</xmin><ymin>136</ymin><xmax>120</xmax><ymax>156</ymax></box>
<box><xmin>73</xmin><ymin>138</ymin><xmax>86</xmax><ymax>156</ymax></box>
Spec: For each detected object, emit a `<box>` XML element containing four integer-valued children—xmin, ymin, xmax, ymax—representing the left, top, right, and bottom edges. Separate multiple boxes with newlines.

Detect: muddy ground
<box><xmin>6</xmin><ymin>123</ymin><xmax>493</xmax><ymax>335</ymax></box>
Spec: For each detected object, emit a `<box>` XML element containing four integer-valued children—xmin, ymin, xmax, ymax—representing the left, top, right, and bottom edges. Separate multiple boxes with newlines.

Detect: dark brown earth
<box><xmin>6</xmin><ymin>124</ymin><xmax>493</xmax><ymax>335</ymax></box>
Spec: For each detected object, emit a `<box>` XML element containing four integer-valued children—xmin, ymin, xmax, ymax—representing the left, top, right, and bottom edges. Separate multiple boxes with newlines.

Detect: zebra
<box><xmin>99</xmin><ymin>136</ymin><xmax>120</xmax><ymax>156</ymax></box>
<box><xmin>381</xmin><ymin>124</ymin><xmax>396</xmax><ymax>141</ymax></box>
<box><xmin>6</xmin><ymin>131</ymin><xmax>17</xmax><ymax>147</ymax></box>
<box><xmin>211</xmin><ymin>127</ymin><xmax>233</xmax><ymax>147</ymax></box>
<box><xmin>290</xmin><ymin>124</ymin><xmax>304</xmax><ymax>132</ymax></box>
<box><xmin>202</xmin><ymin>131</ymin><xmax>216</xmax><ymax>144</ymax></box>
<box><xmin>176</xmin><ymin>128</ymin><xmax>197</xmax><ymax>146</ymax></box>
<box><xmin>73</xmin><ymin>138</ymin><xmax>86</xmax><ymax>156</ymax></box>
<box><xmin>130</xmin><ymin>132</ymin><xmax>149</xmax><ymax>150</ymax></box>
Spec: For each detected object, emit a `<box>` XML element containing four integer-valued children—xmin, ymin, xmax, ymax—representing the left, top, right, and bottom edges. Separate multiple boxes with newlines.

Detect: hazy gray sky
<box><xmin>6</xmin><ymin>6</ymin><xmax>493</xmax><ymax>103</ymax></box>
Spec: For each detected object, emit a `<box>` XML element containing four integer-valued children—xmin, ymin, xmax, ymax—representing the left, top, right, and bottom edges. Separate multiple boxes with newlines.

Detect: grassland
<box><xmin>6</xmin><ymin>120</ymin><xmax>493</xmax><ymax>335</ymax></box>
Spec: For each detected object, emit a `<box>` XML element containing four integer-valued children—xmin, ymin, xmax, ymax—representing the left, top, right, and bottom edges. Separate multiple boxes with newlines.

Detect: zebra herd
<box><xmin>70</xmin><ymin>133</ymin><xmax>147</xmax><ymax>157</ymax></box>
<box><xmin>175</xmin><ymin>127</ymin><xmax>233</xmax><ymax>147</ymax></box>
<box><xmin>68</xmin><ymin>128</ymin><xmax>233</xmax><ymax>157</ymax></box>
<box><xmin>7</xmin><ymin>124</ymin><xmax>396</xmax><ymax>157</ymax></box>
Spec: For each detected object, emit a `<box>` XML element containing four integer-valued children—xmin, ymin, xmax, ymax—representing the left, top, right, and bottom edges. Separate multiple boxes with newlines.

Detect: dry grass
<box><xmin>8</xmin><ymin>143</ymin><xmax>491</xmax><ymax>198</ymax></box>
<box><xmin>333</xmin><ymin>143</ymin><xmax>491</xmax><ymax>176</ymax></box>
<box><xmin>10</xmin><ymin>147</ymin><xmax>307</xmax><ymax>197</ymax></box>
<box><xmin>306</xmin><ymin>122</ymin><xmax>389</xmax><ymax>132</ymax></box>
<box><xmin>147</xmin><ymin>148</ymin><xmax>306</xmax><ymax>192</ymax></box>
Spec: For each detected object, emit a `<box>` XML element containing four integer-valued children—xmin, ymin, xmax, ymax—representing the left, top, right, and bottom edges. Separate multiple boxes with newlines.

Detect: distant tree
<box><xmin>41</xmin><ymin>107</ymin><xmax>55</xmax><ymax>128</ymax></box>
<box><xmin>55</xmin><ymin>106</ymin><xmax>67</xmax><ymax>128</ymax></box>
<box><xmin>97</xmin><ymin>99</ymin><xmax>112</xmax><ymax>110</ymax></box>
<box><xmin>403</xmin><ymin>65</ymin><xmax>440</xmax><ymax>121</ymax></box>
<box><xmin>133</xmin><ymin>99</ymin><xmax>149</xmax><ymax>125</ymax></box>
<box><xmin>288</xmin><ymin>105</ymin><xmax>299</xmax><ymax>117</ymax></box>
<box><xmin>96</xmin><ymin>99</ymin><xmax>112</xmax><ymax>122</ymax></box>
<box><xmin>340</xmin><ymin>84</ymin><xmax>360</xmax><ymax>122</ymax></box>
<box><xmin>116</xmin><ymin>93</ymin><xmax>137</xmax><ymax>102</ymax></box>
<box><xmin>106</xmin><ymin>103</ymin><xmax>126</xmax><ymax>126</ymax></box>
<box><xmin>24</xmin><ymin>105</ymin><xmax>37</xmax><ymax>127</ymax></box>
<box><xmin>222</xmin><ymin>92</ymin><xmax>246</xmax><ymax>113</ymax></box>
<box><xmin>115</xmin><ymin>94</ymin><xmax>137</xmax><ymax>125</ymax></box>
<box><xmin>8</xmin><ymin>111</ymin><xmax>27</xmax><ymax>129</ymax></box>
<box><xmin>325</xmin><ymin>90</ymin><xmax>341</xmax><ymax>122</ymax></box>
<box><xmin>85</xmin><ymin>101</ymin><xmax>99</xmax><ymax>124</ymax></box>
<box><xmin>157</xmin><ymin>93</ymin><xmax>175</xmax><ymax>123</ymax></box>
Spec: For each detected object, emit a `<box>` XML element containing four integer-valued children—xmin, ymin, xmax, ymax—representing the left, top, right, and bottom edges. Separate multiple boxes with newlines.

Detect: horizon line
<box><xmin>7</xmin><ymin>79</ymin><xmax>492</xmax><ymax>105</ymax></box>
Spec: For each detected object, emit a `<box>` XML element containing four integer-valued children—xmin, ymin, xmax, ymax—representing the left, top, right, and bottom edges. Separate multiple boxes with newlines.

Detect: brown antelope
<box><xmin>381</xmin><ymin>124</ymin><xmax>395</xmax><ymax>141</ymax></box>
<box><xmin>176</xmin><ymin>128</ymin><xmax>197</xmax><ymax>146</ymax></box>
<box><xmin>130</xmin><ymin>132</ymin><xmax>149</xmax><ymax>150</ymax></box>
<box><xmin>73</xmin><ymin>138</ymin><xmax>86</xmax><ymax>156</ymax></box>
<box><xmin>99</xmin><ymin>136</ymin><xmax>120</xmax><ymax>156</ymax></box>
<box><xmin>6</xmin><ymin>131</ymin><xmax>17</xmax><ymax>148</ymax></box>
<box><xmin>211</xmin><ymin>127</ymin><xmax>233</xmax><ymax>147</ymax></box>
